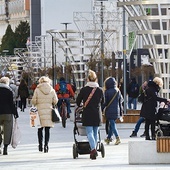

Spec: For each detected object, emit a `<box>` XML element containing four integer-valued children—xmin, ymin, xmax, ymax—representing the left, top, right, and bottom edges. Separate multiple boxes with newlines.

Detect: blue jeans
<box><xmin>57</xmin><ymin>98</ymin><xmax>71</xmax><ymax>115</ymax></box>
<box><xmin>107</xmin><ymin>119</ymin><xmax>119</xmax><ymax>139</ymax></box>
<box><xmin>85</xmin><ymin>126</ymin><xmax>99</xmax><ymax>150</ymax></box>
<box><xmin>134</xmin><ymin>117</ymin><xmax>145</xmax><ymax>133</ymax></box>
<box><xmin>128</xmin><ymin>96</ymin><xmax>137</xmax><ymax>109</ymax></box>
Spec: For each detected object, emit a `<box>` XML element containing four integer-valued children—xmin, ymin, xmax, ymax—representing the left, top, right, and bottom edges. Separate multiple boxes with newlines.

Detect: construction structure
<box><xmin>118</xmin><ymin>0</ymin><xmax>170</xmax><ymax>98</ymax></box>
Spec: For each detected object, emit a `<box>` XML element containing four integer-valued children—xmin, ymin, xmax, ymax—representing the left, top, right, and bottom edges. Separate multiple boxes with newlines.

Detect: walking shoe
<box><xmin>130</xmin><ymin>131</ymin><xmax>137</xmax><ymax>137</ymax></box>
<box><xmin>104</xmin><ymin>138</ymin><xmax>111</xmax><ymax>144</ymax></box>
<box><xmin>115</xmin><ymin>137</ymin><xmax>121</xmax><ymax>145</ymax></box>
<box><xmin>145</xmin><ymin>136</ymin><xmax>150</xmax><ymax>140</ymax></box>
<box><xmin>140</xmin><ymin>132</ymin><xmax>146</xmax><ymax>137</ymax></box>
<box><xmin>90</xmin><ymin>149</ymin><xmax>97</xmax><ymax>160</ymax></box>
<box><xmin>67</xmin><ymin>114</ymin><xmax>70</xmax><ymax>118</ymax></box>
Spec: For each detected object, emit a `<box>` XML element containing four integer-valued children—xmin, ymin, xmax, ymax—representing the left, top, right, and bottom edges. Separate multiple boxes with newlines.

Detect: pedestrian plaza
<box><xmin>0</xmin><ymin>106</ymin><xmax>170</xmax><ymax>170</ymax></box>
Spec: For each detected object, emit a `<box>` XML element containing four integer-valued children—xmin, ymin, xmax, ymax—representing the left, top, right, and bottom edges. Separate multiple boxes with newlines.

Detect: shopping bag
<box><xmin>30</xmin><ymin>107</ymin><xmax>41</xmax><ymax>128</ymax></box>
<box><xmin>51</xmin><ymin>107</ymin><xmax>61</xmax><ymax>123</ymax></box>
<box><xmin>11</xmin><ymin>119</ymin><xmax>21</xmax><ymax>149</ymax></box>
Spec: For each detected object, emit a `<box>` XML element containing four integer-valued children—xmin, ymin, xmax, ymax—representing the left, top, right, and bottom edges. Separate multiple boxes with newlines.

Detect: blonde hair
<box><xmin>153</xmin><ymin>77</ymin><xmax>163</xmax><ymax>88</ymax></box>
<box><xmin>0</xmin><ymin>77</ymin><xmax>10</xmax><ymax>85</ymax></box>
<box><xmin>88</xmin><ymin>69</ymin><xmax>97</xmax><ymax>82</ymax></box>
<box><xmin>38</xmin><ymin>76</ymin><xmax>51</xmax><ymax>84</ymax></box>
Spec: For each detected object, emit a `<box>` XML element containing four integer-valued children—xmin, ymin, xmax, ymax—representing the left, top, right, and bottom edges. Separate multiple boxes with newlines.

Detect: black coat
<box><xmin>0</xmin><ymin>84</ymin><xmax>18</xmax><ymax>117</ymax></box>
<box><xmin>140</xmin><ymin>81</ymin><xmax>167</xmax><ymax>120</ymax></box>
<box><xmin>76</xmin><ymin>85</ymin><xmax>104</xmax><ymax>126</ymax></box>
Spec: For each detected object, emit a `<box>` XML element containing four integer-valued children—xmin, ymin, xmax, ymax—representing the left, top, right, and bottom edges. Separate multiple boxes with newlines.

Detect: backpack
<box><xmin>59</xmin><ymin>82</ymin><xmax>68</xmax><ymax>94</ymax></box>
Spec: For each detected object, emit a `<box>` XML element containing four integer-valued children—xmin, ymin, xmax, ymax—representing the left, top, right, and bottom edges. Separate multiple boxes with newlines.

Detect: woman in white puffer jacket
<box><xmin>32</xmin><ymin>76</ymin><xmax>58</xmax><ymax>153</ymax></box>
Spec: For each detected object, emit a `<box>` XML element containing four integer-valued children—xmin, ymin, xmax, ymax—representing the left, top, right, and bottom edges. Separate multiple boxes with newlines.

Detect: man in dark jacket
<box><xmin>0</xmin><ymin>77</ymin><xmax>19</xmax><ymax>155</ymax></box>
<box><xmin>140</xmin><ymin>77</ymin><xmax>170</xmax><ymax>140</ymax></box>
<box><xmin>127</xmin><ymin>77</ymin><xmax>139</xmax><ymax>110</ymax></box>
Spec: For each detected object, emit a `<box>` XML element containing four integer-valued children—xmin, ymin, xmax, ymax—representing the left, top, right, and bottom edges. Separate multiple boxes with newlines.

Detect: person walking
<box><xmin>0</xmin><ymin>77</ymin><xmax>19</xmax><ymax>155</ymax></box>
<box><xmin>127</xmin><ymin>77</ymin><xmax>139</xmax><ymax>110</ymax></box>
<box><xmin>103</xmin><ymin>77</ymin><xmax>123</xmax><ymax>145</ymax></box>
<box><xmin>76</xmin><ymin>69</ymin><xmax>104</xmax><ymax>160</ymax></box>
<box><xmin>31</xmin><ymin>76</ymin><xmax>58</xmax><ymax>153</ymax></box>
<box><xmin>130</xmin><ymin>81</ymin><xmax>148</xmax><ymax>137</ymax></box>
<box><xmin>18</xmin><ymin>79</ymin><xmax>29</xmax><ymax>112</ymax></box>
<box><xmin>9</xmin><ymin>80</ymin><xmax>18</xmax><ymax>105</ymax></box>
<box><xmin>140</xmin><ymin>77</ymin><xmax>170</xmax><ymax>140</ymax></box>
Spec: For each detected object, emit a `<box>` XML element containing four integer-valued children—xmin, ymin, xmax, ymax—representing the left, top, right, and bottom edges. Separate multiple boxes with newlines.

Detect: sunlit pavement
<box><xmin>0</xmin><ymin>106</ymin><xmax>169</xmax><ymax>170</ymax></box>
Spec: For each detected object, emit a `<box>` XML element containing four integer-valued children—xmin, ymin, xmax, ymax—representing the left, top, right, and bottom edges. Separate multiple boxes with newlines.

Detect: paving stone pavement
<box><xmin>0</xmin><ymin>106</ymin><xmax>170</xmax><ymax>170</ymax></box>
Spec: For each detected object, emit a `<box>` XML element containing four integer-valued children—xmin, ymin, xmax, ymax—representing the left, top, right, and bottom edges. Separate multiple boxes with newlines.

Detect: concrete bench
<box><xmin>129</xmin><ymin>141</ymin><xmax>170</xmax><ymax>164</ymax></box>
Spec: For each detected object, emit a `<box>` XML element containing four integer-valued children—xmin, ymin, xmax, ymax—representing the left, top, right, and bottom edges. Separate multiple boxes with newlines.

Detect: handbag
<box><xmin>52</xmin><ymin>106</ymin><xmax>61</xmax><ymax>123</ymax></box>
<box><xmin>102</xmin><ymin>90</ymin><xmax>118</xmax><ymax>123</ymax></box>
<box><xmin>11</xmin><ymin>119</ymin><xmax>21</xmax><ymax>149</ymax></box>
<box><xmin>30</xmin><ymin>106</ymin><xmax>41</xmax><ymax>128</ymax></box>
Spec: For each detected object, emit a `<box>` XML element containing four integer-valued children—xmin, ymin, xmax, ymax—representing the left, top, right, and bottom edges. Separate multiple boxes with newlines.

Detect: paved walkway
<box><xmin>0</xmin><ymin>107</ymin><xmax>170</xmax><ymax>170</ymax></box>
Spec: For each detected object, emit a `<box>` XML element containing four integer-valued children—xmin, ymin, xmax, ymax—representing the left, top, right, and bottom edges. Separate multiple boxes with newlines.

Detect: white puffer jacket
<box><xmin>31</xmin><ymin>82</ymin><xmax>58</xmax><ymax>127</ymax></box>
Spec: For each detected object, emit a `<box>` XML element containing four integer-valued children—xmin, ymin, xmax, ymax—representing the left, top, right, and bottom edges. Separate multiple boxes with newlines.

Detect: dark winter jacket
<box><xmin>102</xmin><ymin>77</ymin><xmax>123</xmax><ymax>120</ymax></box>
<box><xmin>76</xmin><ymin>82</ymin><xmax>104</xmax><ymax>126</ymax></box>
<box><xmin>0</xmin><ymin>84</ymin><xmax>18</xmax><ymax>118</ymax></box>
<box><xmin>140</xmin><ymin>81</ymin><xmax>167</xmax><ymax>120</ymax></box>
<box><xmin>18</xmin><ymin>84</ymin><xmax>29</xmax><ymax>98</ymax></box>
<box><xmin>127</xmin><ymin>78</ymin><xmax>139</xmax><ymax>98</ymax></box>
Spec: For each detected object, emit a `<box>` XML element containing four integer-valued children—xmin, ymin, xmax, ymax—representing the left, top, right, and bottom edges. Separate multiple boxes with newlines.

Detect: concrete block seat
<box><xmin>129</xmin><ymin>140</ymin><xmax>170</xmax><ymax>164</ymax></box>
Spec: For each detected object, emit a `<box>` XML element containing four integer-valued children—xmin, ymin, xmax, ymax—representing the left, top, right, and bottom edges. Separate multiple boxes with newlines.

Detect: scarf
<box><xmin>85</xmin><ymin>81</ymin><xmax>99</xmax><ymax>88</ymax></box>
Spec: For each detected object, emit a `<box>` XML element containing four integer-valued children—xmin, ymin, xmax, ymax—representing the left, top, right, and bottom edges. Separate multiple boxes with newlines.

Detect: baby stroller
<box><xmin>156</xmin><ymin>102</ymin><xmax>170</xmax><ymax>137</ymax></box>
<box><xmin>72</xmin><ymin>106</ymin><xmax>105</xmax><ymax>159</ymax></box>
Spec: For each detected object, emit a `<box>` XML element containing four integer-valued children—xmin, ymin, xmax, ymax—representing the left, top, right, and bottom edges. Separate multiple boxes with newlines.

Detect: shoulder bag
<box><xmin>102</xmin><ymin>90</ymin><xmax>118</xmax><ymax>123</ymax></box>
<box><xmin>75</xmin><ymin>87</ymin><xmax>97</xmax><ymax>122</ymax></box>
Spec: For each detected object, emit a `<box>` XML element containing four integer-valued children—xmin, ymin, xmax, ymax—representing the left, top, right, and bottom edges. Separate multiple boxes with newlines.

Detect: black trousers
<box><xmin>20</xmin><ymin>97</ymin><xmax>27</xmax><ymax>110</ymax></box>
<box><xmin>38</xmin><ymin>127</ymin><xmax>50</xmax><ymax>146</ymax></box>
<box><xmin>145</xmin><ymin>118</ymin><xmax>155</xmax><ymax>138</ymax></box>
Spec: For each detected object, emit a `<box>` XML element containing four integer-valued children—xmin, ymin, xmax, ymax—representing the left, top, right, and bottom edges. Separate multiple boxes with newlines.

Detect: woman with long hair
<box><xmin>32</xmin><ymin>76</ymin><xmax>58</xmax><ymax>153</ymax></box>
<box><xmin>76</xmin><ymin>70</ymin><xmax>104</xmax><ymax>160</ymax></box>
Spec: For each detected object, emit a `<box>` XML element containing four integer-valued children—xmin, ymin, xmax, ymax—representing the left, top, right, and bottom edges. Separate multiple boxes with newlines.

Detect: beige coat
<box><xmin>31</xmin><ymin>82</ymin><xmax>58</xmax><ymax>127</ymax></box>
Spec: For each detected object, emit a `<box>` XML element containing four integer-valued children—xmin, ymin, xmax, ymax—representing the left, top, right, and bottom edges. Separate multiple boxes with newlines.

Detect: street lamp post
<box><xmin>46</xmin><ymin>30</ymin><xmax>57</xmax><ymax>88</ymax></box>
<box><xmin>61</xmin><ymin>22</ymin><xmax>71</xmax><ymax>82</ymax></box>
<box><xmin>123</xmin><ymin>1</ymin><xmax>127</xmax><ymax>115</ymax></box>
<box><xmin>100</xmin><ymin>1</ymin><xmax>104</xmax><ymax>87</ymax></box>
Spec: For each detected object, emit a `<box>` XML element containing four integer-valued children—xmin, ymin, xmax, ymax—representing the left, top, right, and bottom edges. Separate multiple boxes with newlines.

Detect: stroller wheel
<box><xmin>73</xmin><ymin>144</ymin><xmax>78</xmax><ymax>159</ymax></box>
<box><xmin>100</xmin><ymin>143</ymin><xmax>105</xmax><ymax>158</ymax></box>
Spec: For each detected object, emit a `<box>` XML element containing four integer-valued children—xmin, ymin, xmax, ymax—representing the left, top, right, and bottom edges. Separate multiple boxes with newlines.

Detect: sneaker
<box><xmin>104</xmin><ymin>138</ymin><xmax>111</xmax><ymax>144</ymax></box>
<box><xmin>140</xmin><ymin>132</ymin><xmax>146</xmax><ymax>137</ymax></box>
<box><xmin>130</xmin><ymin>131</ymin><xmax>137</xmax><ymax>137</ymax></box>
<box><xmin>115</xmin><ymin>137</ymin><xmax>121</xmax><ymax>145</ymax></box>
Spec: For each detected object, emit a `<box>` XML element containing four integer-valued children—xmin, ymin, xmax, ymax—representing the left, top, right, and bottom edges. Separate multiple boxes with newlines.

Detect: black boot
<box><xmin>38</xmin><ymin>128</ymin><xmax>43</xmax><ymax>152</ymax></box>
<box><xmin>3</xmin><ymin>145</ymin><xmax>8</xmax><ymax>155</ymax></box>
<box><xmin>44</xmin><ymin>145</ymin><xmax>48</xmax><ymax>153</ymax></box>
<box><xmin>140</xmin><ymin>131</ymin><xmax>146</xmax><ymax>137</ymax></box>
<box><xmin>130</xmin><ymin>131</ymin><xmax>137</xmax><ymax>137</ymax></box>
<box><xmin>44</xmin><ymin>127</ymin><xmax>50</xmax><ymax>153</ymax></box>
<box><xmin>145</xmin><ymin>136</ymin><xmax>150</xmax><ymax>140</ymax></box>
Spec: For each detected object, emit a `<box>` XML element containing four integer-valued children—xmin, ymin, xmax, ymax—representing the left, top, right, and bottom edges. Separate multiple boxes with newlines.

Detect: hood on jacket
<box><xmin>148</xmin><ymin>80</ymin><xmax>160</xmax><ymax>92</ymax></box>
<box><xmin>37</xmin><ymin>82</ymin><xmax>53</xmax><ymax>95</ymax></box>
<box><xmin>105</xmin><ymin>77</ymin><xmax>116</xmax><ymax>90</ymax></box>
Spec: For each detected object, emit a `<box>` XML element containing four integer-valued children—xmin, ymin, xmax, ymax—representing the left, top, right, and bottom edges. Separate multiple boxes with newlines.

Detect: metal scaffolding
<box><xmin>118</xmin><ymin>0</ymin><xmax>170</xmax><ymax>98</ymax></box>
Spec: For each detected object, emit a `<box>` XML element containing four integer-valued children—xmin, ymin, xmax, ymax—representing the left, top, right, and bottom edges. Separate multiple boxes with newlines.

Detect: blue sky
<box><xmin>41</xmin><ymin>0</ymin><xmax>92</xmax><ymax>34</ymax></box>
